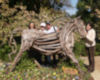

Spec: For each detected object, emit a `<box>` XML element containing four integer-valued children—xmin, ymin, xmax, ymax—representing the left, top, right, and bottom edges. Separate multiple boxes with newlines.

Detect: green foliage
<box><xmin>16</xmin><ymin>58</ymin><xmax>36</xmax><ymax>71</ymax></box>
<box><xmin>74</xmin><ymin>41</ymin><xmax>86</xmax><ymax>56</ymax></box>
<box><xmin>74</xmin><ymin>40</ymin><xmax>100</xmax><ymax>56</ymax></box>
<box><xmin>77</xmin><ymin>0</ymin><xmax>100</xmax><ymax>39</ymax></box>
<box><xmin>0</xmin><ymin>55</ymin><xmax>91</xmax><ymax>80</ymax></box>
<box><xmin>0</xmin><ymin>43</ymin><xmax>11</xmax><ymax>61</ymax></box>
<box><xmin>95</xmin><ymin>43</ymin><xmax>100</xmax><ymax>56</ymax></box>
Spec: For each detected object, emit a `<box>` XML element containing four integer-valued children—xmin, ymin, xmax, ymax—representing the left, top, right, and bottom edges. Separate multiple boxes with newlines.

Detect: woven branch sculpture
<box><xmin>7</xmin><ymin>18</ymin><xmax>87</xmax><ymax>78</ymax></box>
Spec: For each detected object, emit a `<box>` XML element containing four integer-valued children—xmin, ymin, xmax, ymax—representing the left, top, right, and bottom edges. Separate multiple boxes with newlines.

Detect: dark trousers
<box><xmin>45</xmin><ymin>55</ymin><xmax>57</xmax><ymax>65</ymax></box>
<box><xmin>86</xmin><ymin>46</ymin><xmax>95</xmax><ymax>72</ymax></box>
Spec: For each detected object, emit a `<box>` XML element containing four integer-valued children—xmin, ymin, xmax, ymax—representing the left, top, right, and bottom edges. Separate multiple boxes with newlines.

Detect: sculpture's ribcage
<box><xmin>33</xmin><ymin>33</ymin><xmax>61</xmax><ymax>55</ymax></box>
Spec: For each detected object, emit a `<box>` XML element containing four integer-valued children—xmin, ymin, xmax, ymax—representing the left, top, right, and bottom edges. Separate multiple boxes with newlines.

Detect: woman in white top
<box><xmin>85</xmin><ymin>22</ymin><xmax>96</xmax><ymax>72</ymax></box>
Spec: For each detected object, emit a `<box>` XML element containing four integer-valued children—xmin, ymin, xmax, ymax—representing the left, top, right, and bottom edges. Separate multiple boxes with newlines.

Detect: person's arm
<box><xmin>55</xmin><ymin>26</ymin><xmax>59</xmax><ymax>32</ymax></box>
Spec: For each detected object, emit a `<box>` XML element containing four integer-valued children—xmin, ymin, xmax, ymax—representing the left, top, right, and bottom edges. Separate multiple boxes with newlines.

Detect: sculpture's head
<box><xmin>73</xmin><ymin>17</ymin><xmax>87</xmax><ymax>38</ymax></box>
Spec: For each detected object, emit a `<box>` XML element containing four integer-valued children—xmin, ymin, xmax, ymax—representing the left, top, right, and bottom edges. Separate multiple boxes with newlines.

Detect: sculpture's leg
<box><xmin>64</xmin><ymin>48</ymin><xmax>84</xmax><ymax>79</ymax></box>
<box><xmin>6</xmin><ymin>40</ymin><xmax>31</xmax><ymax>72</ymax></box>
<box><xmin>8</xmin><ymin>50</ymin><xmax>24</xmax><ymax>72</ymax></box>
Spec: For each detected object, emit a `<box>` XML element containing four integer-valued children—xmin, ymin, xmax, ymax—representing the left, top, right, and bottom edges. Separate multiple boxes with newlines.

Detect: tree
<box><xmin>0</xmin><ymin>0</ymin><xmax>67</xmax><ymax>45</ymax></box>
<box><xmin>77</xmin><ymin>0</ymin><xmax>100</xmax><ymax>38</ymax></box>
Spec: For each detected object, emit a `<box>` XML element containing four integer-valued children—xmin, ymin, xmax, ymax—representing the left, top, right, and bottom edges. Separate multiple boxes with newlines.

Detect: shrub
<box><xmin>74</xmin><ymin>40</ymin><xmax>100</xmax><ymax>56</ymax></box>
<box><xmin>0</xmin><ymin>43</ymin><xmax>11</xmax><ymax>61</ymax></box>
<box><xmin>74</xmin><ymin>41</ymin><xmax>86</xmax><ymax>56</ymax></box>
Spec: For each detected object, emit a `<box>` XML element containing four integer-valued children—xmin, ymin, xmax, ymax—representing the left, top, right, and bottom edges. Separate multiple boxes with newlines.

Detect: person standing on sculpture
<box><xmin>85</xmin><ymin>22</ymin><xmax>96</xmax><ymax>72</ymax></box>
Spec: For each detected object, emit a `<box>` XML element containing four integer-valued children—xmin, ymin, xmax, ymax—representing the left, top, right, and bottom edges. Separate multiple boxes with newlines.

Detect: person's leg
<box><xmin>44</xmin><ymin>55</ymin><xmax>51</xmax><ymax>65</ymax></box>
<box><xmin>47</xmin><ymin>55</ymin><xmax>51</xmax><ymax>64</ymax></box>
<box><xmin>85</xmin><ymin>47</ymin><xmax>93</xmax><ymax>72</ymax></box>
<box><xmin>52</xmin><ymin>54</ymin><xmax>57</xmax><ymax>67</ymax></box>
<box><xmin>85</xmin><ymin>47</ymin><xmax>91</xmax><ymax>66</ymax></box>
<box><xmin>89</xmin><ymin>47</ymin><xmax>95</xmax><ymax>72</ymax></box>
<box><xmin>53</xmin><ymin>54</ymin><xmax>56</xmax><ymax>64</ymax></box>
<box><xmin>45</xmin><ymin>55</ymin><xmax>48</xmax><ymax>64</ymax></box>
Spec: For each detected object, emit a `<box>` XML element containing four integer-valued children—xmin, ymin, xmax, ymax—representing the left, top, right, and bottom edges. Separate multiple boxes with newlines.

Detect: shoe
<box><xmin>88</xmin><ymin>67</ymin><xmax>94</xmax><ymax>72</ymax></box>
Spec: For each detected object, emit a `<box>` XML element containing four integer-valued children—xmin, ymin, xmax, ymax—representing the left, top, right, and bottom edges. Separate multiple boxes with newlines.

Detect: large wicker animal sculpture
<box><xmin>7</xmin><ymin>18</ymin><xmax>87</xmax><ymax>77</ymax></box>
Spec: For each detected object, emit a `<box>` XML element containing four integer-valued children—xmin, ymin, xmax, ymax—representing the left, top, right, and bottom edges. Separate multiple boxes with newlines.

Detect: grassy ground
<box><xmin>0</xmin><ymin>57</ymin><xmax>91</xmax><ymax>80</ymax></box>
